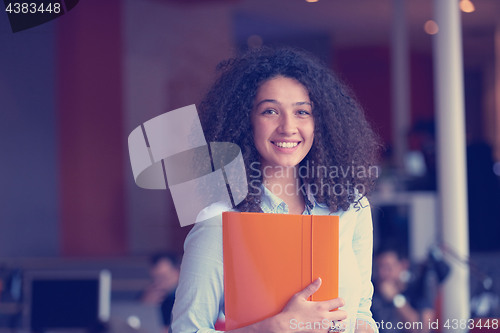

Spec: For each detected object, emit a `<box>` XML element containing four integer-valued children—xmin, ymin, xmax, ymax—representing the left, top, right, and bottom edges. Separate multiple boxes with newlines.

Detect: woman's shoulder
<box><xmin>186</xmin><ymin>201</ymin><xmax>234</xmax><ymax>241</ymax></box>
<box><xmin>195</xmin><ymin>201</ymin><xmax>234</xmax><ymax>225</ymax></box>
<box><xmin>313</xmin><ymin>191</ymin><xmax>371</xmax><ymax>214</ymax></box>
<box><xmin>323</xmin><ymin>195</ymin><xmax>371</xmax><ymax>227</ymax></box>
<box><xmin>184</xmin><ymin>201</ymin><xmax>234</xmax><ymax>256</ymax></box>
<box><xmin>352</xmin><ymin>195</ymin><xmax>371</xmax><ymax>211</ymax></box>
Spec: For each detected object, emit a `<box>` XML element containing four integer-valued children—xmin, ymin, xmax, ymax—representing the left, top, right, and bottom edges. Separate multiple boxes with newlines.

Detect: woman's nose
<box><xmin>277</xmin><ymin>113</ymin><xmax>297</xmax><ymax>135</ymax></box>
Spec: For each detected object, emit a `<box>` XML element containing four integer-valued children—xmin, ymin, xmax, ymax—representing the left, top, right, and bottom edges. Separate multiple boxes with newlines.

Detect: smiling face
<box><xmin>251</xmin><ymin>76</ymin><xmax>314</xmax><ymax>170</ymax></box>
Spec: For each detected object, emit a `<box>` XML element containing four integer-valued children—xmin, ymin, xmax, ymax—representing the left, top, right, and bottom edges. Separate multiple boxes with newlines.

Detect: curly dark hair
<box><xmin>199</xmin><ymin>47</ymin><xmax>381</xmax><ymax>213</ymax></box>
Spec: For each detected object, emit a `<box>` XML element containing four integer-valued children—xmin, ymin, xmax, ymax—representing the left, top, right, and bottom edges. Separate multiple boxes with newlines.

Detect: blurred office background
<box><xmin>1</xmin><ymin>0</ymin><xmax>500</xmax><ymax>331</ymax></box>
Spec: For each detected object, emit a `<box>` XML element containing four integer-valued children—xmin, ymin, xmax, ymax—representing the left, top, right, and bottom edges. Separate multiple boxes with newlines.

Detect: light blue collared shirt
<box><xmin>171</xmin><ymin>187</ymin><xmax>378</xmax><ymax>333</ymax></box>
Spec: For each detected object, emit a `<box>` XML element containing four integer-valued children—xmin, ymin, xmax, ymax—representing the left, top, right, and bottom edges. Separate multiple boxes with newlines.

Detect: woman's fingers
<box><xmin>294</xmin><ymin>277</ymin><xmax>322</xmax><ymax>300</ymax></box>
<box><xmin>328</xmin><ymin>309</ymin><xmax>348</xmax><ymax>321</ymax></box>
<box><xmin>324</xmin><ymin>297</ymin><xmax>345</xmax><ymax>311</ymax></box>
<box><xmin>281</xmin><ymin>278</ymin><xmax>348</xmax><ymax>331</ymax></box>
<box><xmin>292</xmin><ymin>278</ymin><xmax>346</xmax><ymax>313</ymax></box>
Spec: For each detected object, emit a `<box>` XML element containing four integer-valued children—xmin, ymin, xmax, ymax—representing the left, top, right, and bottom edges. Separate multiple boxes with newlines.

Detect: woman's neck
<box><xmin>262</xmin><ymin>165</ymin><xmax>305</xmax><ymax>215</ymax></box>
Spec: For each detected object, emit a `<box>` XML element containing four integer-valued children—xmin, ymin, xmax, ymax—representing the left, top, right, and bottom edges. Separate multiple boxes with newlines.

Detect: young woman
<box><xmin>171</xmin><ymin>47</ymin><xmax>381</xmax><ymax>333</ymax></box>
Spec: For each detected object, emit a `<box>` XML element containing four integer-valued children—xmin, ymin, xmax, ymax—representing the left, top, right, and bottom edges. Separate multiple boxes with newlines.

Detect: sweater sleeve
<box><xmin>352</xmin><ymin>197</ymin><xmax>379</xmax><ymax>333</ymax></box>
<box><xmin>171</xmin><ymin>203</ymin><xmax>229</xmax><ymax>333</ymax></box>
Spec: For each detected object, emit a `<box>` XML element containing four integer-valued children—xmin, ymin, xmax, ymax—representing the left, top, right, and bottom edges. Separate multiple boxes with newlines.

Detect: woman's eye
<box><xmin>297</xmin><ymin>110</ymin><xmax>311</xmax><ymax>116</ymax></box>
<box><xmin>262</xmin><ymin>109</ymin><xmax>278</xmax><ymax>115</ymax></box>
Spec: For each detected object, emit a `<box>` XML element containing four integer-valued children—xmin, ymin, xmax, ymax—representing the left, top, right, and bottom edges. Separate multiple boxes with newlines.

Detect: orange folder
<box><xmin>222</xmin><ymin>212</ymin><xmax>339</xmax><ymax>330</ymax></box>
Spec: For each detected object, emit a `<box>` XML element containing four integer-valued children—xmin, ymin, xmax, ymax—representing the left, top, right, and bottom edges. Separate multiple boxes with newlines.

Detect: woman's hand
<box><xmin>273</xmin><ymin>278</ymin><xmax>348</xmax><ymax>332</ymax></box>
<box><xmin>228</xmin><ymin>278</ymin><xmax>347</xmax><ymax>333</ymax></box>
<box><xmin>378</xmin><ymin>281</ymin><xmax>399</xmax><ymax>302</ymax></box>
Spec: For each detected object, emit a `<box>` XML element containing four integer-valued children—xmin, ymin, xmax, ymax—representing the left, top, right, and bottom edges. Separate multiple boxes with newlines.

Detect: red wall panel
<box><xmin>57</xmin><ymin>0</ymin><xmax>127</xmax><ymax>256</ymax></box>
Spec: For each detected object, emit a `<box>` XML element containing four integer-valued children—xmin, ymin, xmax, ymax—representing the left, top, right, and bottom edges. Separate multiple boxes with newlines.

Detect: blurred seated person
<box><xmin>371</xmin><ymin>248</ymin><xmax>435</xmax><ymax>333</ymax></box>
<box><xmin>141</xmin><ymin>253</ymin><xmax>179</xmax><ymax>333</ymax></box>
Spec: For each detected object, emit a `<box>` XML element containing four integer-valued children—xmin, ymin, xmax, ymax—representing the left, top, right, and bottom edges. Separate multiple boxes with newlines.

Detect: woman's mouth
<box><xmin>271</xmin><ymin>141</ymin><xmax>300</xmax><ymax>148</ymax></box>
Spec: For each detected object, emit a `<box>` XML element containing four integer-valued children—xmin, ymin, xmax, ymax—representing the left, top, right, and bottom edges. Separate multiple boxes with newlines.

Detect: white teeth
<box><xmin>274</xmin><ymin>142</ymin><xmax>298</xmax><ymax>148</ymax></box>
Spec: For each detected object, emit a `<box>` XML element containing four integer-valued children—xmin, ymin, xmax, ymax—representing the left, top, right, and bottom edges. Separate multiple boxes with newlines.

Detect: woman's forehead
<box><xmin>254</xmin><ymin>77</ymin><xmax>309</xmax><ymax>100</ymax></box>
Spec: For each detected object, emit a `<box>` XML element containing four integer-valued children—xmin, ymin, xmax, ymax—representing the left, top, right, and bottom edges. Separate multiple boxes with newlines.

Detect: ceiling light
<box><xmin>424</xmin><ymin>20</ymin><xmax>439</xmax><ymax>35</ymax></box>
<box><xmin>305</xmin><ymin>0</ymin><xmax>319</xmax><ymax>3</ymax></box>
<box><xmin>460</xmin><ymin>0</ymin><xmax>475</xmax><ymax>13</ymax></box>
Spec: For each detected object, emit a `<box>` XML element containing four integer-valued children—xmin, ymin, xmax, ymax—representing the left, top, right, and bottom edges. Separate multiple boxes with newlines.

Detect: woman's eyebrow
<box><xmin>294</xmin><ymin>101</ymin><xmax>312</xmax><ymax>107</ymax></box>
<box><xmin>254</xmin><ymin>99</ymin><xmax>280</xmax><ymax>108</ymax></box>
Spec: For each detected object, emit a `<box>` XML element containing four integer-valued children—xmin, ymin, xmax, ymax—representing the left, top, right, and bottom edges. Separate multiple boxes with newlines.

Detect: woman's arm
<box><xmin>171</xmin><ymin>215</ymin><xmax>225</xmax><ymax>333</ymax></box>
<box><xmin>352</xmin><ymin>197</ymin><xmax>378</xmax><ymax>333</ymax></box>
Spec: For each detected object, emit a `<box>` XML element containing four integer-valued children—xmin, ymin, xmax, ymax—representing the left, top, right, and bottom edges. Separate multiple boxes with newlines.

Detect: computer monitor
<box><xmin>24</xmin><ymin>270</ymin><xmax>111</xmax><ymax>332</ymax></box>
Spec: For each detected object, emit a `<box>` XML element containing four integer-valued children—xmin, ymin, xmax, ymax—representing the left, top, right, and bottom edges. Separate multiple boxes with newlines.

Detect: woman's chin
<box><xmin>262</xmin><ymin>162</ymin><xmax>300</xmax><ymax>170</ymax></box>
